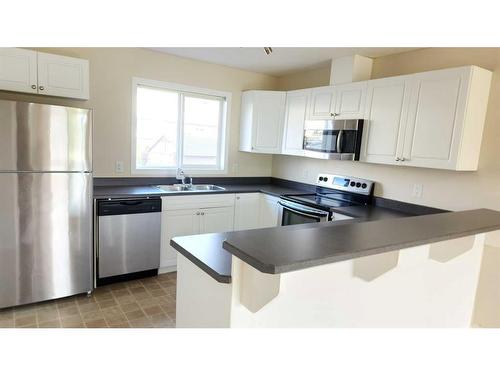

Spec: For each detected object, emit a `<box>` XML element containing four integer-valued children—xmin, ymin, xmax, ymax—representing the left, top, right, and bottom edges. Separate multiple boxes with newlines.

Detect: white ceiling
<box><xmin>149</xmin><ymin>47</ymin><xmax>420</xmax><ymax>77</ymax></box>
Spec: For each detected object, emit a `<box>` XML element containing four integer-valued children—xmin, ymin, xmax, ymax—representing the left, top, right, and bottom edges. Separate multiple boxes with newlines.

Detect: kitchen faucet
<box><xmin>176</xmin><ymin>168</ymin><xmax>193</xmax><ymax>187</ymax></box>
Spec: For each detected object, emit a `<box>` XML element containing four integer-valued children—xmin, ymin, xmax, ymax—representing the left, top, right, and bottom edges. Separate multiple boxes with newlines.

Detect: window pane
<box><xmin>136</xmin><ymin>86</ymin><xmax>178</xmax><ymax>169</ymax></box>
<box><xmin>183</xmin><ymin>95</ymin><xmax>222</xmax><ymax>167</ymax></box>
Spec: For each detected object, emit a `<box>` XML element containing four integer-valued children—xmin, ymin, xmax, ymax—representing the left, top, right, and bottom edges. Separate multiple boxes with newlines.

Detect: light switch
<box><xmin>115</xmin><ymin>161</ymin><xmax>124</xmax><ymax>173</ymax></box>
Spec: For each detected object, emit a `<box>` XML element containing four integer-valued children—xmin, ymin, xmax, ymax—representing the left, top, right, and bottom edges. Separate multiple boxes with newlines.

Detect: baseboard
<box><xmin>159</xmin><ymin>265</ymin><xmax>177</xmax><ymax>274</ymax></box>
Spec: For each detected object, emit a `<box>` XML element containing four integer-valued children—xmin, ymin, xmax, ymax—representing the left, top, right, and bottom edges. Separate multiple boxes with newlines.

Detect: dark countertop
<box><xmin>96</xmin><ymin>177</ymin><xmax>451</xmax><ymax>283</ymax></box>
<box><xmin>93</xmin><ymin>183</ymin><xmax>308</xmax><ymax>199</ymax></box>
<box><xmin>222</xmin><ymin>209</ymin><xmax>500</xmax><ymax>274</ymax></box>
<box><xmin>170</xmin><ymin>218</ymin><xmax>365</xmax><ymax>283</ymax></box>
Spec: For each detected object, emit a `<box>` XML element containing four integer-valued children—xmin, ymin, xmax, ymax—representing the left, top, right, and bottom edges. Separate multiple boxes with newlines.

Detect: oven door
<box><xmin>277</xmin><ymin>200</ymin><xmax>330</xmax><ymax>226</ymax></box>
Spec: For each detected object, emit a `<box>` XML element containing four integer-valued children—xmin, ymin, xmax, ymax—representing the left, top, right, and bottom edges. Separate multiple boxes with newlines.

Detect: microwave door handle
<box><xmin>336</xmin><ymin>130</ymin><xmax>344</xmax><ymax>153</ymax></box>
<box><xmin>278</xmin><ymin>201</ymin><xmax>328</xmax><ymax>219</ymax></box>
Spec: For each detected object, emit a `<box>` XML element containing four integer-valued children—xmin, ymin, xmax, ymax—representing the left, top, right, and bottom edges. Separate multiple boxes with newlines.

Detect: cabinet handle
<box><xmin>201</xmin><ymin>212</ymin><xmax>205</xmax><ymax>216</ymax></box>
<box><xmin>31</xmin><ymin>85</ymin><xmax>36</xmax><ymax>90</ymax></box>
<box><xmin>236</xmin><ymin>197</ymin><xmax>240</xmax><ymax>200</ymax></box>
<box><xmin>396</xmin><ymin>157</ymin><xmax>401</xmax><ymax>161</ymax></box>
<box><xmin>39</xmin><ymin>86</ymin><xmax>44</xmax><ymax>91</ymax></box>
<box><xmin>400</xmin><ymin>157</ymin><xmax>406</xmax><ymax>162</ymax></box>
<box><xmin>196</xmin><ymin>212</ymin><xmax>200</xmax><ymax>215</ymax></box>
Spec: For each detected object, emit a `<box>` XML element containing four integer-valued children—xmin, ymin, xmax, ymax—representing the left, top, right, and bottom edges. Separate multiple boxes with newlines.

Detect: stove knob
<box><xmin>323</xmin><ymin>177</ymin><xmax>328</xmax><ymax>182</ymax></box>
<box><xmin>350</xmin><ymin>181</ymin><xmax>356</xmax><ymax>187</ymax></box>
<box><xmin>361</xmin><ymin>183</ymin><xmax>367</xmax><ymax>189</ymax></box>
<box><xmin>356</xmin><ymin>182</ymin><xmax>361</xmax><ymax>188</ymax></box>
<box><xmin>319</xmin><ymin>176</ymin><xmax>324</xmax><ymax>181</ymax></box>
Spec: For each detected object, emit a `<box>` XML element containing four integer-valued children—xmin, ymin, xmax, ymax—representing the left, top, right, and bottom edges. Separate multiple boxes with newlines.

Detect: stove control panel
<box><xmin>316</xmin><ymin>173</ymin><xmax>374</xmax><ymax>196</ymax></box>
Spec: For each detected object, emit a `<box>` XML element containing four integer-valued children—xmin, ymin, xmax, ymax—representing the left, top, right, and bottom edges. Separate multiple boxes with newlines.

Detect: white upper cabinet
<box><xmin>309</xmin><ymin>86</ymin><xmax>336</xmax><ymax>119</ymax></box>
<box><xmin>309</xmin><ymin>81</ymin><xmax>367</xmax><ymax>120</ymax></box>
<box><xmin>360</xmin><ymin>75</ymin><xmax>412</xmax><ymax>165</ymax></box>
<box><xmin>239</xmin><ymin>90</ymin><xmax>286</xmax><ymax>154</ymax></box>
<box><xmin>333</xmin><ymin>81</ymin><xmax>367</xmax><ymax>119</ymax></box>
<box><xmin>37</xmin><ymin>52</ymin><xmax>89</xmax><ymax>100</ymax></box>
<box><xmin>0</xmin><ymin>48</ymin><xmax>38</xmax><ymax>94</ymax></box>
<box><xmin>361</xmin><ymin>66</ymin><xmax>492</xmax><ymax>171</ymax></box>
<box><xmin>0</xmin><ymin>48</ymin><xmax>89</xmax><ymax>100</ymax></box>
<box><xmin>282</xmin><ymin>89</ymin><xmax>311</xmax><ymax>156</ymax></box>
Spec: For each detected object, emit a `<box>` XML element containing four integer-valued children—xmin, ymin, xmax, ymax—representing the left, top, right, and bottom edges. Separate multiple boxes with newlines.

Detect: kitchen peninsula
<box><xmin>172</xmin><ymin>209</ymin><xmax>500</xmax><ymax>328</ymax></box>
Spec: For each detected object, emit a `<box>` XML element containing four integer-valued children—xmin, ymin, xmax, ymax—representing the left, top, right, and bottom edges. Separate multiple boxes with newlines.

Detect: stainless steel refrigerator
<box><xmin>0</xmin><ymin>100</ymin><xmax>93</xmax><ymax>309</ymax></box>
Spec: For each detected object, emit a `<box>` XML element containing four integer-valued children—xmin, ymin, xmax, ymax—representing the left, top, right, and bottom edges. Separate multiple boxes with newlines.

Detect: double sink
<box><xmin>157</xmin><ymin>184</ymin><xmax>226</xmax><ymax>193</ymax></box>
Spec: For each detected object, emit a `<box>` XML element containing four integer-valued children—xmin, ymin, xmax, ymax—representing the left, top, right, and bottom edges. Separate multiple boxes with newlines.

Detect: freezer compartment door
<box><xmin>98</xmin><ymin>212</ymin><xmax>161</xmax><ymax>278</ymax></box>
<box><xmin>0</xmin><ymin>172</ymin><xmax>92</xmax><ymax>309</ymax></box>
<box><xmin>0</xmin><ymin>100</ymin><xmax>92</xmax><ymax>172</ymax></box>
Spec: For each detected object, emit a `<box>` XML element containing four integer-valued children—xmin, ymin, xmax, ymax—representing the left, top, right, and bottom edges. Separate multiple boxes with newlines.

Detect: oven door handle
<box><xmin>336</xmin><ymin>129</ymin><xmax>344</xmax><ymax>153</ymax></box>
<box><xmin>278</xmin><ymin>201</ymin><xmax>329</xmax><ymax>219</ymax></box>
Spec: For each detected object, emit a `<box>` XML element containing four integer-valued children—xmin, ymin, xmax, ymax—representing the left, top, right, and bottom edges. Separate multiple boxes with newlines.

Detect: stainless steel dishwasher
<box><xmin>96</xmin><ymin>198</ymin><xmax>162</xmax><ymax>283</ymax></box>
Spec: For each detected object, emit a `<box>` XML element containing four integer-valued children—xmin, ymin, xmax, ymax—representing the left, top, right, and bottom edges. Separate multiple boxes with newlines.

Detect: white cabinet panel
<box><xmin>0</xmin><ymin>48</ymin><xmax>37</xmax><ymax>94</ymax></box>
<box><xmin>259</xmin><ymin>194</ymin><xmax>280</xmax><ymax>228</ymax></box>
<box><xmin>333</xmin><ymin>81</ymin><xmax>367</xmax><ymax>119</ymax></box>
<box><xmin>239</xmin><ymin>90</ymin><xmax>285</xmax><ymax>154</ymax></box>
<box><xmin>234</xmin><ymin>193</ymin><xmax>261</xmax><ymax>230</ymax></box>
<box><xmin>37</xmin><ymin>52</ymin><xmax>89</xmax><ymax>99</ymax></box>
<box><xmin>201</xmin><ymin>206</ymin><xmax>234</xmax><ymax>234</ymax></box>
<box><xmin>360</xmin><ymin>75</ymin><xmax>412</xmax><ymax>165</ymax></box>
<box><xmin>309</xmin><ymin>86</ymin><xmax>335</xmax><ymax>119</ymax></box>
<box><xmin>160</xmin><ymin>207</ymin><xmax>200</xmax><ymax>268</ymax></box>
<box><xmin>282</xmin><ymin>89</ymin><xmax>310</xmax><ymax>156</ymax></box>
<box><xmin>361</xmin><ymin>66</ymin><xmax>491</xmax><ymax>171</ymax></box>
<box><xmin>402</xmin><ymin>67</ymin><xmax>468</xmax><ymax>169</ymax></box>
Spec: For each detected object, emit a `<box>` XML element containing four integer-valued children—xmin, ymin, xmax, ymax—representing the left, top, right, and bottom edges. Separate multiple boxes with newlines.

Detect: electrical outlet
<box><xmin>412</xmin><ymin>183</ymin><xmax>423</xmax><ymax>198</ymax></box>
<box><xmin>115</xmin><ymin>161</ymin><xmax>124</xmax><ymax>173</ymax></box>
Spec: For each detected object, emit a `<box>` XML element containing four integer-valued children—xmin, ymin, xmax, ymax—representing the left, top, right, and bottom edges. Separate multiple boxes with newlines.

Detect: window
<box><xmin>131</xmin><ymin>78</ymin><xmax>230</xmax><ymax>174</ymax></box>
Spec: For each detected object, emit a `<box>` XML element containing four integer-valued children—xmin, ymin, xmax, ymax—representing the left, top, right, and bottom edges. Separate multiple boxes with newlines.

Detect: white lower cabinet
<box><xmin>259</xmin><ymin>194</ymin><xmax>281</xmax><ymax>228</ymax></box>
<box><xmin>200</xmin><ymin>206</ymin><xmax>235</xmax><ymax>234</ymax></box>
<box><xmin>161</xmin><ymin>208</ymin><xmax>200</xmax><ymax>269</ymax></box>
<box><xmin>234</xmin><ymin>193</ymin><xmax>261</xmax><ymax>230</ymax></box>
<box><xmin>160</xmin><ymin>192</ymin><xmax>281</xmax><ymax>271</ymax></box>
<box><xmin>160</xmin><ymin>194</ymin><xmax>235</xmax><ymax>270</ymax></box>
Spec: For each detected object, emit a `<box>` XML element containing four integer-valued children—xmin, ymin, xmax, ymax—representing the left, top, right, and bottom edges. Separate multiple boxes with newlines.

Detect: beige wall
<box><xmin>276</xmin><ymin>65</ymin><xmax>331</xmax><ymax>90</ymax></box>
<box><xmin>0</xmin><ymin>48</ymin><xmax>278</xmax><ymax>177</ymax></box>
<box><xmin>274</xmin><ymin>48</ymin><xmax>500</xmax><ymax>212</ymax></box>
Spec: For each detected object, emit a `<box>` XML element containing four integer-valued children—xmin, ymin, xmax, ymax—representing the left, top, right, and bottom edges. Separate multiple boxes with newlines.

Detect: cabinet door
<box><xmin>200</xmin><ymin>206</ymin><xmax>234</xmax><ymax>234</ymax></box>
<box><xmin>259</xmin><ymin>195</ymin><xmax>280</xmax><ymax>228</ymax></box>
<box><xmin>309</xmin><ymin>86</ymin><xmax>336</xmax><ymax>119</ymax></box>
<box><xmin>160</xmin><ymin>207</ymin><xmax>200</xmax><ymax>268</ymax></box>
<box><xmin>37</xmin><ymin>52</ymin><xmax>89</xmax><ymax>99</ymax></box>
<box><xmin>252</xmin><ymin>91</ymin><xmax>286</xmax><ymax>153</ymax></box>
<box><xmin>234</xmin><ymin>193</ymin><xmax>261</xmax><ymax>230</ymax></box>
<box><xmin>333</xmin><ymin>81</ymin><xmax>367</xmax><ymax>119</ymax></box>
<box><xmin>282</xmin><ymin>89</ymin><xmax>310</xmax><ymax>156</ymax></box>
<box><xmin>402</xmin><ymin>67</ymin><xmax>469</xmax><ymax>169</ymax></box>
<box><xmin>0</xmin><ymin>48</ymin><xmax>38</xmax><ymax>94</ymax></box>
<box><xmin>360</xmin><ymin>75</ymin><xmax>412</xmax><ymax>165</ymax></box>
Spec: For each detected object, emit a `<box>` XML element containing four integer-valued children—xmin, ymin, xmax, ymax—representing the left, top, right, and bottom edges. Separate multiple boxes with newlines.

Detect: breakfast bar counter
<box><xmin>171</xmin><ymin>209</ymin><xmax>500</xmax><ymax>328</ymax></box>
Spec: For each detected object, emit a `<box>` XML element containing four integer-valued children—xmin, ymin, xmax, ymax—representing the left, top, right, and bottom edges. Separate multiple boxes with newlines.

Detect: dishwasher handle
<box><xmin>97</xmin><ymin>198</ymin><xmax>161</xmax><ymax>216</ymax></box>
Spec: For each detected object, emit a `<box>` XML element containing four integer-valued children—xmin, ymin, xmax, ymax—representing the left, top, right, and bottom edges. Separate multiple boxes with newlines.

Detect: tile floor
<box><xmin>0</xmin><ymin>272</ymin><xmax>177</xmax><ymax>328</ymax></box>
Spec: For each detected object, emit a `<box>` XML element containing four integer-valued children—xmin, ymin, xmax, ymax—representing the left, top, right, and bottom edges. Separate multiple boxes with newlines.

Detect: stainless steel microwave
<box><xmin>303</xmin><ymin>119</ymin><xmax>364</xmax><ymax>160</ymax></box>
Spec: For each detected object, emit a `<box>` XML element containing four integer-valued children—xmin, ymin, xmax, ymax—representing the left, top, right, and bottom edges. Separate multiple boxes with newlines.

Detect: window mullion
<box><xmin>177</xmin><ymin>92</ymin><xmax>185</xmax><ymax>170</ymax></box>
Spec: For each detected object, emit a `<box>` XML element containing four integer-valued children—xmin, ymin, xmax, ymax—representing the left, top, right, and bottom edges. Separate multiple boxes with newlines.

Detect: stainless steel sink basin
<box><xmin>188</xmin><ymin>184</ymin><xmax>225</xmax><ymax>191</ymax></box>
<box><xmin>156</xmin><ymin>184</ymin><xmax>225</xmax><ymax>193</ymax></box>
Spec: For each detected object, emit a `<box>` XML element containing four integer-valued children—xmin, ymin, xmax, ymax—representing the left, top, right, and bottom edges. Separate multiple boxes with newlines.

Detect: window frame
<box><xmin>131</xmin><ymin>77</ymin><xmax>231</xmax><ymax>175</ymax></box>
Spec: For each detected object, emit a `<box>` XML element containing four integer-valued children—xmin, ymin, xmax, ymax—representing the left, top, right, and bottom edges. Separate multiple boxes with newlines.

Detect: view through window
<box><xmin>133</xmin><ymin>80</ymin><xmax>228</xmax><ymax>173</ymax></box>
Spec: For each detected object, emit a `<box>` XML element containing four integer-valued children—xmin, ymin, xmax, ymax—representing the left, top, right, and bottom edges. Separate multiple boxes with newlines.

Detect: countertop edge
<box><xmin>222</xmin><ymin>210</ymin><xmax>500</xmax><ymax>275</ymax></box>
<box><xmin>170</xmin><ymin>239</ymin><xmax>231</xmax><ymax>284</ymax></box>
